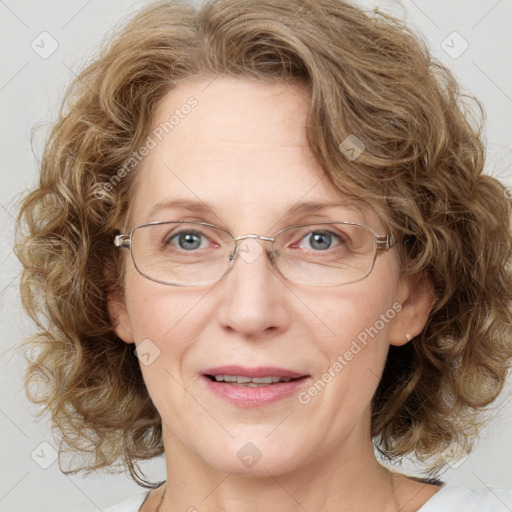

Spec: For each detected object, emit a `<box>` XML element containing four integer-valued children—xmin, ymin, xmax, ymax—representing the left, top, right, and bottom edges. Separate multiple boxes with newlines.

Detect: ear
<box><xmin>107</xmin><ymin>291</ymin><xmax>135</xmax><ymax>344</ymax></box>
<box><xmin>389</xmin><ymin>272</ymin><xmax>435</xmax><ymax>346</ymax></box>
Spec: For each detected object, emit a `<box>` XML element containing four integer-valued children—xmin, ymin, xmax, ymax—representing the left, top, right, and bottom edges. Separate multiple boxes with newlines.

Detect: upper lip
<box><xmin>202</xmin><ymin>365</ymin><xmax>308</xmax><ymax>379</ymax></box>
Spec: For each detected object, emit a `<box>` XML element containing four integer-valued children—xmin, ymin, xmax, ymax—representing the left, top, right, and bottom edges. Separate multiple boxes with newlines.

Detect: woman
<box><xmin>16</xmin><ymin>0</ymin><xmax>512</xmax><ymax>510</ymax></box>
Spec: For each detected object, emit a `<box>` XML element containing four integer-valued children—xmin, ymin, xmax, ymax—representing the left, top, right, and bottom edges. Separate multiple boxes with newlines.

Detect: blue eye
<box><xmin>165</xmin><ymin>230</ymin><xmax>208</xmax><ymax>251</ymax></box>
<box><xmin>301</xmin><ymin>230</ymin><xmax>343</xmax><ymax>251</ymax></box>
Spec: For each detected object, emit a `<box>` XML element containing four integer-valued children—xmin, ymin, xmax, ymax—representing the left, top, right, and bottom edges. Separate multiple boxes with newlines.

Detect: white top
<box><xmin>104</xmin><ymin>484</ymin><xmax>512</xmax><ymax>511</ymax></box>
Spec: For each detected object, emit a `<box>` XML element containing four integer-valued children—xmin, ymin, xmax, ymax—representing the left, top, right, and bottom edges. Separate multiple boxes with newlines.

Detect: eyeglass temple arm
<box><xmin>114</xmin><ymin>234</ymin><xmax>131</xmax><ymax>249</ymax></box>
<box><xmin>376</xmin><ymin>234</ymin><xmax>394</xmax><ymax>251</ymax></box>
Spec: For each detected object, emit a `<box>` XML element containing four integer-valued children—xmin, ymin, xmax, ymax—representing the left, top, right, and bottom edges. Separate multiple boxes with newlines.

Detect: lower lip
<box><xmin>202</xmin><ymin>375</ymin><xmax>310</xmax><ymax>407</ymax></box>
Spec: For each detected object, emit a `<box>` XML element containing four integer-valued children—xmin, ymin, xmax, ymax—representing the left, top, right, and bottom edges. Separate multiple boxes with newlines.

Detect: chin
<box><xmin>197</xmin><ymin>437</ymin><xmax>309</xmax><ymax>477</ymax></box>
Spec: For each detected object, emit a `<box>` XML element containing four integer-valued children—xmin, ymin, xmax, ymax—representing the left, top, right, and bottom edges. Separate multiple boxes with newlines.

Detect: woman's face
<box><xmin>112</xmin><ymin>76</ymin><xmax>426</xmax><ymax>476</ymax></box>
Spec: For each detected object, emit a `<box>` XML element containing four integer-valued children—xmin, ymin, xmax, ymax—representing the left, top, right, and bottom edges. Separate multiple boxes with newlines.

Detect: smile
<box><xmin>208</xmin><ymin>375</ymin><xmax>294</xmax><ymax>385</ymax></box>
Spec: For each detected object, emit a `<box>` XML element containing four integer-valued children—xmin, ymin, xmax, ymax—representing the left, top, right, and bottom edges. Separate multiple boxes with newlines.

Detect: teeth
<box><xmin>213</xmin><ymin>375</ymin><xmax>293</xmax><ymax>384</ymax></box>
<box><xmin>215</xmin><ymin>375</ymin><xmax>237</xmax><ymax>382</ymax></box>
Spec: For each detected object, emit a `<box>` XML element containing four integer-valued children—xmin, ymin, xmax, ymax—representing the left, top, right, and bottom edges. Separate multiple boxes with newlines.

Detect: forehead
<box><xmin>127</xmin><ymin>77</ymin><xmax>381</xmax><ymax>231</ymax></box>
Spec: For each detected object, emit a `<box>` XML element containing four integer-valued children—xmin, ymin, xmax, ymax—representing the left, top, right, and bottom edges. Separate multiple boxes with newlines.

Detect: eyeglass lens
<box><xmin>128</xmin><ymin>222</ymin><xmax>379</xmax><ymax>286</ymax></box>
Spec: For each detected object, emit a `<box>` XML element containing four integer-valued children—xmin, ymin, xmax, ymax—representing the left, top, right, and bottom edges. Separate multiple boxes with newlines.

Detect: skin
<box><xmin>110</xmin><ymin>76</ymin><xmax>439</xmax><ymax>511</ymax></box>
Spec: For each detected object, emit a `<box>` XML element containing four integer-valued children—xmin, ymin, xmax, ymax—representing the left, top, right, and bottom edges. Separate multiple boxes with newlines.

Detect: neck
<box><xmin>157</xmin><ymin>416</ymin><xmax>399</xmax><ymax>512</ymax></box>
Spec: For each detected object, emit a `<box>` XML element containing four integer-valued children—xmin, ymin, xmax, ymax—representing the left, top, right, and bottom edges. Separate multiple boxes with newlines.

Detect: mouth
<box><xmin>201</xmin><ymin>366</ymin><xmax>311</xmax><ymax>409</ymax></box>
<box><xmin>200</xmin><ymin>365</ymin><xmax>310</xmax><ymax>406</ymax></box>
<box><xmin>203</xmin><ymin>374</ymin><xmax>307</xmax><ymax>387</ymax></box>
<box><xmin>202</xmin><ymin>365</ymin><xmax>308</xmax><ymax>385</ymax></box>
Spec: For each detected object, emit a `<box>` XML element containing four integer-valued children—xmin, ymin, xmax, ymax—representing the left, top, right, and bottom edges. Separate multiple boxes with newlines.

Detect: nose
<box><xmin>215</xmin><ymin>237</ymin><xmax>292</xmax><ymax>338</ymax></box>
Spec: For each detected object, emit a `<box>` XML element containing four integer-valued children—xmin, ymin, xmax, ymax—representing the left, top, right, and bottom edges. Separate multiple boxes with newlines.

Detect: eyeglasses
<box><xmin>114</xmin><ymin>220</ymin><xmax>394</xmax><ymax>287</ymax></box>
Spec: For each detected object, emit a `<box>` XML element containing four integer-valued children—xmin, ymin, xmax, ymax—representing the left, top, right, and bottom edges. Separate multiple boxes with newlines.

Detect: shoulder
<box><xmin>420</xmin><ymin>484</ymin><xmax>512</xmax><ymax>511</ymax></box>
<box><xmin>103</xmin><ymin>491</ymin><xmax>150</xmax><ymax>512</ymax></box>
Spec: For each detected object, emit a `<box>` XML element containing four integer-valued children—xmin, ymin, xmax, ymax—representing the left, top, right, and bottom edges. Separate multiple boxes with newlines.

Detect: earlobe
<box><xmin>107</xmin><ymin>291</ymin><xmax>135</xmax><ymax>344</ymax></box>
<box><xmin>389</xmin><ymin>272</ymin><xmax>435</xmax><ymax>347</ymax></box>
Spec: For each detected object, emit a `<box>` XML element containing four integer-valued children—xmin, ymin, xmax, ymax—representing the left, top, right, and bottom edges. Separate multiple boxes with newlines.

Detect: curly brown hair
<box><xmin>15</xmin><ymin>0</ymin><xmax>512</xmax><ymax>487</ymax></box>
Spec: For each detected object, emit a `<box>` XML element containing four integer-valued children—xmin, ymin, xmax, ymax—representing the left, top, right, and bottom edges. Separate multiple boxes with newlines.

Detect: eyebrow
<box><xmin>146</xmin><ymin>198</ymin><xmax>363</xmax><ymax>223</ymax></box>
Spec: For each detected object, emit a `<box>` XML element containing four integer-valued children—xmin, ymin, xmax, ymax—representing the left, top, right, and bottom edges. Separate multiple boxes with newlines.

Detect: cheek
<box><xmin>124</xmin><ymin>267</ymin><xmax>207</xmax><ymax>342</ymax></box>
<box><xmin>316</xmin><ymin>283</ymin><xmax>397</xmax><ymax>350</ymax></box>
<box><xmin>307</xmin><ymin>283</ymin><xmax>398</xmax><ymax>402</ymax></box>
<box><xmin>122</xmin><ymin>270</ymin><xmax>214</xmax><ymax>410</ymax></box>
<box><xmin>122</xmin><ymin>273</ymin><xmax>209</xmax><ymax>418</ymax></box>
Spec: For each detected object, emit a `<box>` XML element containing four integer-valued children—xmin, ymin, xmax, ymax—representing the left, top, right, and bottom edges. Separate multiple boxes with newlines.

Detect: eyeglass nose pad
<box><xmin>227</xmin><ymin>240</ymin><xmax>276</xmax><ymax>266</ymax></box>
<box><xmin>228</xmin><ymin>247</ymin><xmax>238</xmax><ymax>262</ymax></box>
<box><xmin>268</xmin><ymin>247</ymin><xmax>279</xmax><ymax>260</ymax></box>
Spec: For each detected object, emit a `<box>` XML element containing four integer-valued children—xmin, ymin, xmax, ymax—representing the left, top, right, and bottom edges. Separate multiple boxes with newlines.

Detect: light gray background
<box><xmin>1</xmin><ymin>1</ymin><xmax>511</xmax><ymax>511</ymax></box>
